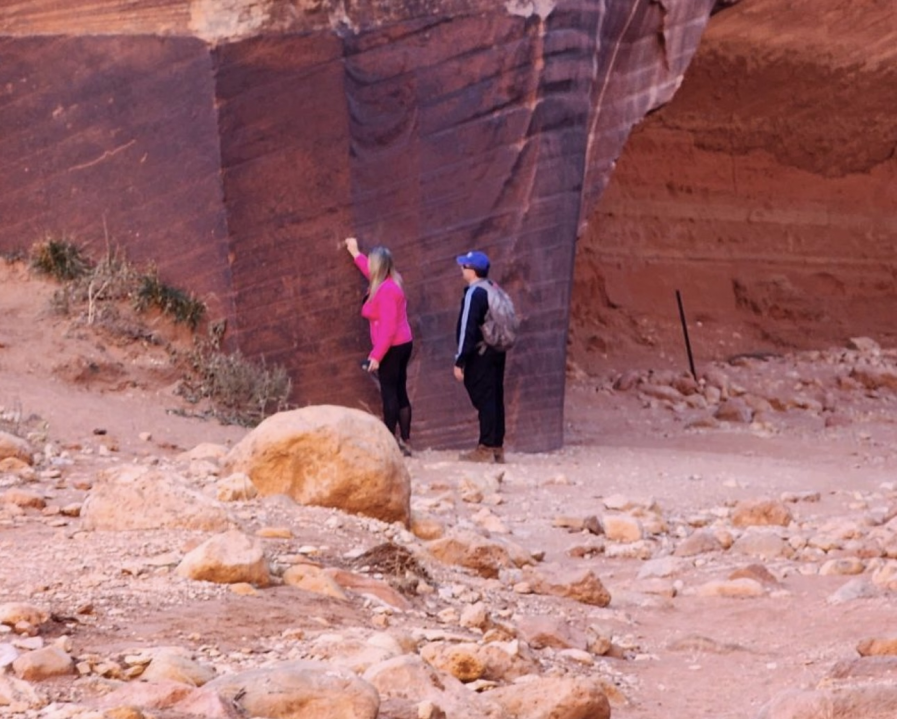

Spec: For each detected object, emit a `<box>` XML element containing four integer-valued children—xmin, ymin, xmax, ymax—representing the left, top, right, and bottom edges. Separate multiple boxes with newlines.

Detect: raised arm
<box><xmin>345</xmin><ymin>237</ymin><xmax>370</xmax><ymax>278</ymax></box>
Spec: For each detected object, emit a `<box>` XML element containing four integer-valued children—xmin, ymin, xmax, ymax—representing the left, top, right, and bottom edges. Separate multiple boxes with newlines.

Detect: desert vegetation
<box><xmin>24</xmin><ymin>237</ymin><xmax>292</xmax><ymax>427</ymax></box>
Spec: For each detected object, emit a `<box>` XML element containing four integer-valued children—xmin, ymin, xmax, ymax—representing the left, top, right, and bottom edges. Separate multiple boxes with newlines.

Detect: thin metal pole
<box><xmin>676</xmin><ymin>289</ymin><xmax>697</xmax><ymax>381</ymax></box>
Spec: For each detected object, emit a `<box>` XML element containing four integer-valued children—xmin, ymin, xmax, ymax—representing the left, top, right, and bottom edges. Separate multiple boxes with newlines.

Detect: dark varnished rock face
<box><xmin>0</xmin><ymin>0</ymin><xmax>717</xmax><ymax>450</ymax></box>
<box><xmin>0</xmin><ymin>35</ymin><xmax>235</xmax><ymax>322</ymax></box>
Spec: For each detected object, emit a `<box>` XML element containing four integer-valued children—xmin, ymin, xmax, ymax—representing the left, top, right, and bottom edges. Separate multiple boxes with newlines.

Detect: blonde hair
<box><xmin>368</xmin><ymin>246</ymin><xmax>403</xmax><ymax>298</ymax></box>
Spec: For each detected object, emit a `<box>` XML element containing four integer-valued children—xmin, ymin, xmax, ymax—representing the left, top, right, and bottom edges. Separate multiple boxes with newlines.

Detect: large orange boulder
<box><xmin>223</xmin><ymin>405</ymin><xmax>411</xmax><ymax>526</ymax></box>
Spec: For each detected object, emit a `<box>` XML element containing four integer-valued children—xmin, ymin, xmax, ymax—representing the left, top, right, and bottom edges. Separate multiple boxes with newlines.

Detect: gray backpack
<box><xmin>475</xmin><ymin>279</ymin><xmax>520</xmax><ymax>352</ymax></box>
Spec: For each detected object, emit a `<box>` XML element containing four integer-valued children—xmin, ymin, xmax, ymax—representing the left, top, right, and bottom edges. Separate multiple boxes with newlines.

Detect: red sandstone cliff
<box><xmin>0</xmin><ymin>1</ymin><xmax>720</xmax><ymax>450</ymax></box>
<box><xmin>571</xmin><ymin>0</ymin><xmax>897</xmax><ymax>378</ymax></box>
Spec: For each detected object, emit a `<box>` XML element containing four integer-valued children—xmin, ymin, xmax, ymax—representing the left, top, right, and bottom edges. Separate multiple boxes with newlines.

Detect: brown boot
<box><xmin>459</xmin><ymin>444</ymin><xmax>496</xmax><ymax>463</ymax></box>
<box><xmin>492</xmin><ymin>446</ymin><xmax>505</xmax><ymax>464</ymax></box>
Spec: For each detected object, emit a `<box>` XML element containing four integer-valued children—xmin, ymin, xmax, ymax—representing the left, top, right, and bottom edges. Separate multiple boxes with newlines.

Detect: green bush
<box><xmin>134</xmin><ymin>269</ymin><xmax>206</xmax><ymax>330</ymax></box>
<box><xmin>30</xmin><ymin>239</ymin><xmax>91</xmax><ymax>281</ymax></box>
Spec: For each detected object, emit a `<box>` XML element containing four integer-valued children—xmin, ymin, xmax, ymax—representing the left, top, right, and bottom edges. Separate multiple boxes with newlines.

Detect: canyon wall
<box><xmin>0</xmin><ymin>0</ymin><xmax>719</xmax><ymax>450</ymax></box>
<box><xmin>571</xmin><ymin>0</ymin><xmax>897</xmax><ymax>377</ymax></box>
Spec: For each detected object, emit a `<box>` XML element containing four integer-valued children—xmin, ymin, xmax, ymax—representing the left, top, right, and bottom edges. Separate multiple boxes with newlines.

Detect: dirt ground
<box><xmin>2</xmin><ymin>258</ymin><xmax>896</xmax><ymax>718</ymax></box>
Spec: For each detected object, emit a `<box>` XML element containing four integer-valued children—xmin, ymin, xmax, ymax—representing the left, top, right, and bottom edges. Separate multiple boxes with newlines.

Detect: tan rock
<box><xmin>171</xmin><ymin>686</ymin><xmax>244</xmax><ymax>718</ymax></box>
<box><xmin>850</xmin><ymin>367</ymin><xmax>897</xmax><ymax>392</ymax></box>
<box><xmin>12</xmin><ymin>646</ymin><xmax>73</xmax><ymax>680</ymax></box>
<box><xmin>732</xmin><ymin>531</ymin><xmax>791</xmax><ymax>559</ymax></box>
<box><xmin>325</xmin><ymin>568</ymin><xmax>410</xmax><ymax>610</ymax></box>
<box><xmin>459</xmin><ymin>602</ymin><xmax>490</xmax><ymax>631</ymax></box>
<box><xmin>820</xmin><ymin>557</ymin><xmax>866</xmax><ymax>575</ymax></box>
<box><xmin>410</xmin><ymin>512</ymin><xmax>445</xmax><ymax>541</ymax></box>
<box><xmin>176</xmin><ymin>530</ymin><xmax>270</xmax><ymax>586</ymax></box>
<box><xmin>515</xmin><ymin>615</ymin><xmax>587</xmax><ymax>650</ymax></box>
<box><xmin>871</xmin><ymin>562</ymin><xmax>897</xmax><ymax>590</ymax></box>
<box><xmin>1</xmin><ymin>489</ymin><xmax>45</xmax><ymax>509</ymax></box>
<box><xmin>283</xmin><ymin>564</ymin><xmax>348</xmax><ymax>600</ymax></box>
<box><xmin>847</xmin><ymin>337</ymin><xmax>881</xmax><ymax>353</ymax></box>
<box><xmin>0</xmin><ymin>457</ymin><xmax>33</xmax><ymax>476</ymax></box>
<box><xmin>97</xmin><ymin>679</ymin><xmax>196</xmax><ymax>712</ymax></box>
<box><xmin>675</xmin><ymin>529</ymin><xmax>723</xmax><ymax>556</ymax></box>
<box><xmin>427</xmin><ymin>530</ymin><xmax>513</xmax><ymax>579</ymax></box>
<box><xmin>0</xmin><ymin>603</ymin><xmax>48</xmax><ymax>628</ymax></box>
<box><xmin>81</xmin><ymin>464</ymin><xmax>230</xmax><ymax>531</ymax></box>
<box><xmin>601</xmin><ymin>513</ymin><xmax>644</xmax><ymax>542</ymax></box>
<box><xmin>0</xmin><ymin>673</ymin><xmax>42</xmax><ymax>709</ymax></box>
<box><xmin>552</xmin><ymin>515</ymin><xmax>588</xmax><ymax>531</ymax></box>
<box><xmin>206</xmin><ymin>660</ymin><xmax>380</xmax><ymax>719</ymax></box>
<box><xmin>222</xmin><ymin>405</ymin><xmax>411</xmax><ymax>525</ymax></box>
<box><xmin>478</xmin><ymin>640</ymin><xmax>541</xmax><ymax>681</ymax></box>
<box><xmin>419</xmin><ymin>642</ymin><xmax>486</xmax><ymax>682</ymax></box>
<box><xmin>0</xmin><ymin>431</ymin><xmax>32</xmax><ymax>464</ymax></box>
<box><xmin>217</xmin><ymin>472</ymin><xmax>258</xmax><ymax>501</ymax></box>
<box><xmin>728</xmin><ymin>564</ymin><xmax>780</xmax><ymax>587</ymax></box>
<box><xmin>471</xmin><ymin>507</ymin><xmax>509</xmax><ymax>534</ymax></box>
<box><xmin>364</xmin><ymin>654</ymin><xmax>503</xmax><ymax>718</ymax></box>
<box><xmin>487</xmin><ymin>676</ymin><xmax>611</xmax><ymax>719</ymax></box>
<box><xmin>756</xmin><ymin>685</ymin><xmax>897</xmax><ymax>719</ymax></box>
<box><xmin>306</xmin><ymin>630</ymin><xmax>408</xmax><ymax>674</ymax></box>
<box><xmin>256</xmin><ymin>525</ymin><xmax>292</xmax><ymax>538</ymax></box>
<box><xmin>715</xmin><ymin>398</ymin><xmax>753</xmax><ymax>423</ymax></box>
<box><xmin>141</xmin><ymin>647</ymin><xmax>217</xmax><ymax>686</ymax></box>
<box><xmin>177</xmin><ymin>442</ymin><xmax>229</xmax><ymax>463</ymax></box>
<box><xmin>229</xmin><ymin>582</ymin><xmax>258</xmax><ymax>596</ymax></box>
<box><xmin>695</xmin><ymin>578</ymin><xmax>766</xmax><ymax>598</ymax></box>
<box><xmin>732</xmin><ymin>498</ymin><xmax>793</xmax><ymax>527</ymax></box>
<box><xmin>523</xmin><ymin>564</ymin><xmax>611</xmax><ymax>607</ymax></box>
<box><xmin>857</xmin><ymin>637</ymin><xmax>897</xmax><ymax>656</ymax></box>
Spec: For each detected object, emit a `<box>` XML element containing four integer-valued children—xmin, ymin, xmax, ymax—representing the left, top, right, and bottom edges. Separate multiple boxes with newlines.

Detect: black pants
<box><xmin>378</xmin><ymin>341</ymin><xmax>413</xmax><ymax>441</ymax></box>
<box><xmin>463</xmin><ymin>347</ymin><xmax>506</xmax><ymax>448</ymax></box>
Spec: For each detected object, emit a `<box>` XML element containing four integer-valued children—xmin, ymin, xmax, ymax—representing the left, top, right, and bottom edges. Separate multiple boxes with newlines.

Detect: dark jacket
<box><xmin>454</xmin><ymin>282</ymin><xmax>490</xmax><ymax>369</ymax></box>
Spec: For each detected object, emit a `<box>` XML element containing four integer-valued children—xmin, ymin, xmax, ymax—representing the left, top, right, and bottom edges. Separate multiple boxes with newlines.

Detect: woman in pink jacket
<box><xmin>345</xmin><ymin>237</ymin><xmax>414</xmax><ymax>456</ymax></box>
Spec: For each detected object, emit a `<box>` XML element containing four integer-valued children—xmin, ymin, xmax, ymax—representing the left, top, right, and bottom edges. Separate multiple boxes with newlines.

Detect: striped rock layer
<box><xmin>571</xmin><ymin>0</ymin><xmax>897</xmax><ymax>374</ymax></box>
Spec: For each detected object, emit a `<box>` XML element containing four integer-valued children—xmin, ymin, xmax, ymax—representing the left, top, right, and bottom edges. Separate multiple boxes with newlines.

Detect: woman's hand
<box><xmin>453</xmin><ymin>366</ymin><xmax>464</xmax><ymax>382</ymax></box>
<box><xmin>345</xmin><ymin>237</ymin><xmax>360</xmax><ymax>258</ymax></box>
<box><xmin>367</xmin><ymin>357</ymin><xmax>380</xmax><ymax>372</ymax></box>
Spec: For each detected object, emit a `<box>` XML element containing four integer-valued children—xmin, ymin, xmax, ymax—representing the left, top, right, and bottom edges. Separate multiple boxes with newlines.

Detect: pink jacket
<box><xmin>354</xmin><ymin>254</ymin><xmax>413</xmax><ymax>362</ymax></box>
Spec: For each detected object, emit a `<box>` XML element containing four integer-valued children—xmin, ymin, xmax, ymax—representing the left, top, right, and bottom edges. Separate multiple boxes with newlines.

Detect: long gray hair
<box><xmin>368</xmin><ymin>246</ymin><xmax>403</xmax><ymax>298</ymax></box>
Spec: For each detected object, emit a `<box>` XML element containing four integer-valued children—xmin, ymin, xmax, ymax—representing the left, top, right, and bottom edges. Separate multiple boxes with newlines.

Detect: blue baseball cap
<box><xmin>456</xmin><ymin>250</ymin><xmax>490</xmax><ymax>272</ymax></box>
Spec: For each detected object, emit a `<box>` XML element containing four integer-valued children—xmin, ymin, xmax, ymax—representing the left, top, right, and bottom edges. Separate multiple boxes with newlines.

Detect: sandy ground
<box><xmin>2</xmin><ymin>258</ymin><xmax>896</xmax><ymax>718</ymax></box>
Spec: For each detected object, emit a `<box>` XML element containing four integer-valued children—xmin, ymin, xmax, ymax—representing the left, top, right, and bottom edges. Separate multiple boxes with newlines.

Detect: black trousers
<box><xmin>463</xmin><ymin>347</ymin><xmax>506</xmax><ymax>448</ymax></box>
<box><xmin>378</xmin><ymin>341</ymin><xmax>413</xmax><ymax>440</ymax></box>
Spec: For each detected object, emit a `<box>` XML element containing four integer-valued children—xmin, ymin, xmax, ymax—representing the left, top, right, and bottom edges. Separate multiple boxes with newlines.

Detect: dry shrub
<box><xmin>176</xmin><ymin>323</ymin><xmax>292</xmax><ymax>427</ymax></box>
<box><xmin>30</xmin><ymin>237</ymin><xmax>90</xmax><ymax>281</ymax></box>
<box><xmin>349</xmin><ymin>542</ymin><xmax>432</xmax><ymax>596</ymax></box>
<box><xmin>134</xmin><ymin>268</ymin><xmax>205</xmax><ymax>330</ymax></box>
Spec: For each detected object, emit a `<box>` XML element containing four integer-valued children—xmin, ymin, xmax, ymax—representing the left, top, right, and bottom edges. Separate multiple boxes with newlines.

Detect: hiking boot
<box><xmin>397</xmin><ymin>438</ymin><xmax>412</xmax><ymax>457</ymax></box>
<box><xmin>459</xmin><ymin>444</ymin><xmax>498</xmax><ymax>463</ymax></box>
<box><xmin>492</xmin><ymin>446</ymin><xmax>505</xmax><ymax>464</ymax></box>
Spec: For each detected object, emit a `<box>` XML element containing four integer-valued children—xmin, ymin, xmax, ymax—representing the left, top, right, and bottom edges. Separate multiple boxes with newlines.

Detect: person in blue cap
<box><xmin>453</xmin><ymin>250</ymin><xmax>505</xmax><ymax>463</ymax></box>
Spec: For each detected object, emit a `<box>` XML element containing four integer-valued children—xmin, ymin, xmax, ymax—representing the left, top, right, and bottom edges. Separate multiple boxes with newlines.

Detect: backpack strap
<box><xmin>471</xmin><ymin>279</ymin><xmax>494</xmax><ymax>355</ymax></box>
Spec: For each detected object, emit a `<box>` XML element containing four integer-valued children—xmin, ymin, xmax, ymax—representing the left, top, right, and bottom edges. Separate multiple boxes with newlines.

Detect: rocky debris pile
<box><xmin>0</xmin><ymin>409</ymin><xmax>622</xmax><ymax>719</ymax></box>
<box><xmin>600</xmin><ymin>337</ymin><xmax>897</xmax><ymax>433</ymax></box>
<box><xmin>3</xmin><ymin>389</ymin><xmax>897</xmax><ymax>718</ymax></box>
